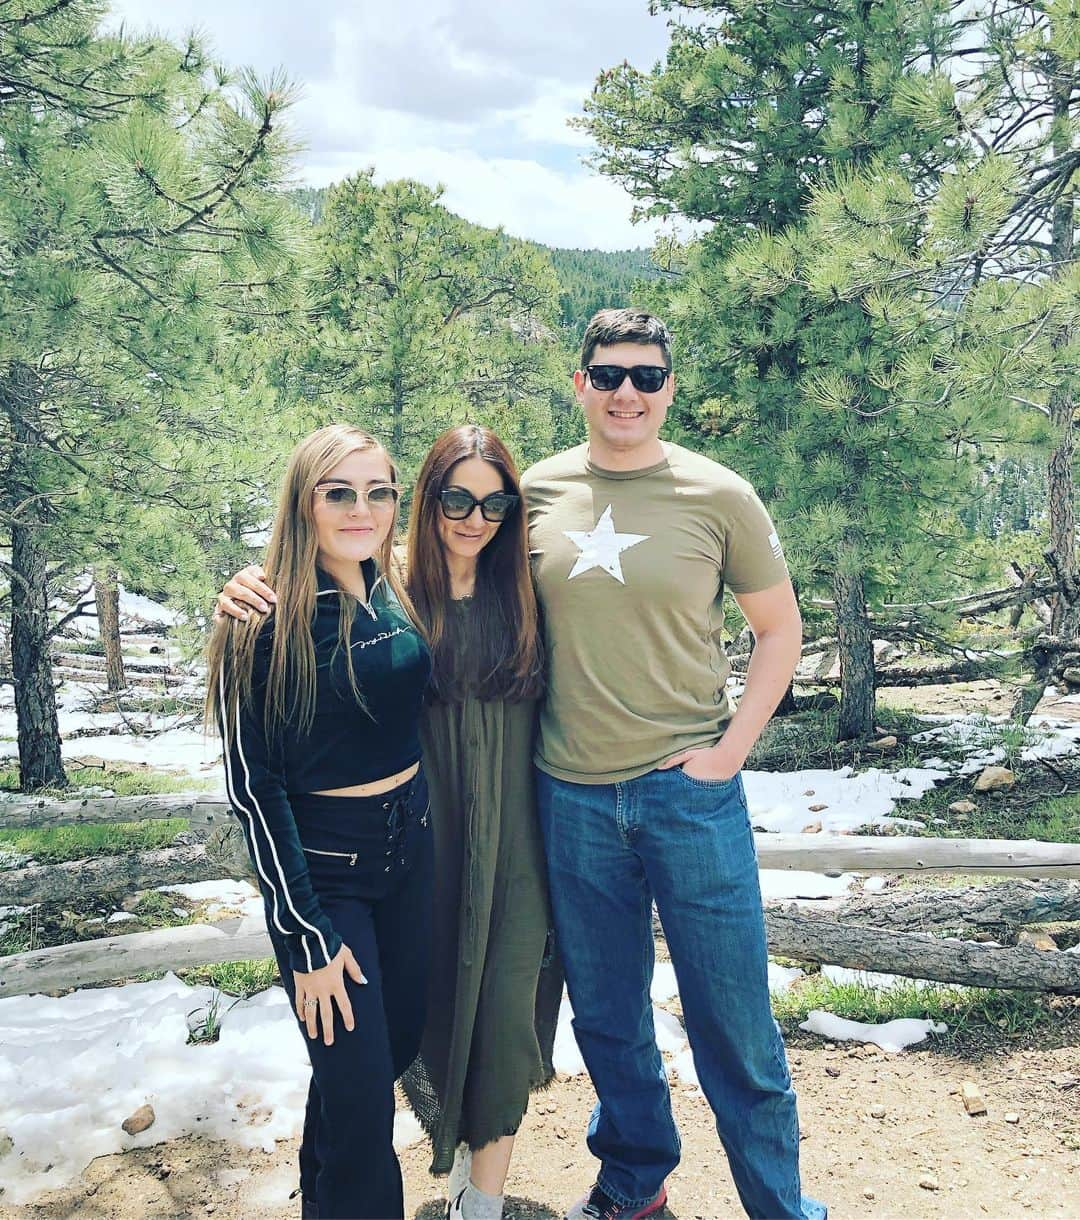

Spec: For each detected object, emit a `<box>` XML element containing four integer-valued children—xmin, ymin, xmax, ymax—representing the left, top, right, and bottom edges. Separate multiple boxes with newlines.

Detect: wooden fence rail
<box><xmin>3</xmin><ymin>831</ymin><xmax>1078</xmax><ymax>908</ymax></box>
<box><xmin>3</xmin><ymin>796</ymin><xmax>1079</xmax><ymax>998</ymax></box>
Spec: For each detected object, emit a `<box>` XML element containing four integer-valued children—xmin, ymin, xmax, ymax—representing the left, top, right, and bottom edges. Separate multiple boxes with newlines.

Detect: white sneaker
<box><xmin>448</xmin><ymin>1145</ymin><xmax>472</xmax><ymax>1200</ymax></box>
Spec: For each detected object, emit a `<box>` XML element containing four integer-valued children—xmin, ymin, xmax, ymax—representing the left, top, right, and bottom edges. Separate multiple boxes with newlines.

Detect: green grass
<box><xmin>0</xmin><ymin>818</ymin><xmax>189</xmax><ymax>864</ymax></box>
<box><xmin>894</xmin><ymin>780</ymin><xmax>1080</xmax><ymax>844</ymax></box>
<box><xmin>54</xmin><ymin>639</ymin><xmax>106</xmax><ymax>656</ymax></box>
<box><xmin>773</xmin><ymin>973</ymin><xmax>1054</xmax><ymax>1042</ymax></box>
<box><xmin>178</xmin><ymin>958</ymin><xmax>278</xmax><ymax>997</ymax></box>
<box><xmin>748</xmin><ymin>706</ymin><xmax>933</xmax><ymax>773</ymax></box>
<box><xmin>0</xmin><ymin>764</ymin><xmax>213</xmax><ymax>796</ymax></box>
<box><xmin>130</xmin><ymin>889</ymin><xmax>192</xmax><ymax>926</ymax></box>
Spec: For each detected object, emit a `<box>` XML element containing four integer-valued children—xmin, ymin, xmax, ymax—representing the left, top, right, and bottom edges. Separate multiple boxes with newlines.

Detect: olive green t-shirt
<box><xmin>522</xmin><ymin>443</ymin><xmax>789</xmax><ymax>784</ymax></box>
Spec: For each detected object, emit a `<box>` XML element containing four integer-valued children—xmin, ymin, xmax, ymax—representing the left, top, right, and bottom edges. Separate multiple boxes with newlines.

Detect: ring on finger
<box><xmin>303</xmin><ymin>998</ymin><xmax>317</xmax><ymax>1010</ymax></box>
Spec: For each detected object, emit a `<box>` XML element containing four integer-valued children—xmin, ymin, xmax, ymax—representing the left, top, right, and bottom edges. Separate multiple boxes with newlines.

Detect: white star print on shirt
<box><xmin>564</xmin><ymin>504</ymin><xmax>649</xmax><ymax>584</ymax></box>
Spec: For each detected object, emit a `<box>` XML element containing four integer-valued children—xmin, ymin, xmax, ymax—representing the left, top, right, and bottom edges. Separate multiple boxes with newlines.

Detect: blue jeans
<box><xmin>536</xmin><ymin>766</ymin><xmax>825</xmax><ymax>1220</ymax></box>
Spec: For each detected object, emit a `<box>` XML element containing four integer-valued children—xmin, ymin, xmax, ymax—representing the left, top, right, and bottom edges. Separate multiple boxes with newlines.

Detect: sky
<box><xmin>104</xmin><ymin>1</ymin><xmax>677</xmax><ymax>250</ymax></box>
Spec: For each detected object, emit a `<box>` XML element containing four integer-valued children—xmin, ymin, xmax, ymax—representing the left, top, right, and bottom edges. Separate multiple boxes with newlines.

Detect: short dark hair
<box><xmin>580</xmin><ymin>308</ymin><xmax>673</xmax><ymax>370</ymax></box>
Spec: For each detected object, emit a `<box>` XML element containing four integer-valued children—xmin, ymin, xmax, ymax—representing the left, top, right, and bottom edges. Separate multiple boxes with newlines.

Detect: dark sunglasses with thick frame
<box><xmin>585</xmin><ymin>364</ymin><xmax>672</xmax><ymax>393</ymax></box>
<box><xmin>437</xmin><ymin>485</ymin><xmax>520</xmax><ymax>523</ymax></box>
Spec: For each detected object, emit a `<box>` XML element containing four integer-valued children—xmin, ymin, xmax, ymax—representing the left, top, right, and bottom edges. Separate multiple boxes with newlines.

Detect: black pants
<box><xmin>265</xmin><ymin>771</ymin><xmax>432</xmax><ymax>1220</ymax></box>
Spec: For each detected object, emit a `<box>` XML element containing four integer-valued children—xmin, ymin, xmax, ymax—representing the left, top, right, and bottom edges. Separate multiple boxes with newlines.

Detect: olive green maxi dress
<box><xmin>401</xmin><ymin>597</ymin><xmax>562</xmax><ymax>1175</ymax></box>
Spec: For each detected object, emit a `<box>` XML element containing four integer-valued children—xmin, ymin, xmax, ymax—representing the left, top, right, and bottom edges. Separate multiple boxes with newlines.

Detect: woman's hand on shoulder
<box><xmin>215</xmin><ymin>565</ymin><xmax>277</xmax><ymax>622</ymax></box>
<box><xmin>293</xmin><ymin>944</ymin><xmax>367</xmax><ymax>1046</ymax></box>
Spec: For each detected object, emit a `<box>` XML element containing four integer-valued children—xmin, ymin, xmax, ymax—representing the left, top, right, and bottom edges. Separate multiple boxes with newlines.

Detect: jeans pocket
<box><xmin>675</xmin><ymin>766</ymin><xmax>739</xmax><ymax>791</ymax></box>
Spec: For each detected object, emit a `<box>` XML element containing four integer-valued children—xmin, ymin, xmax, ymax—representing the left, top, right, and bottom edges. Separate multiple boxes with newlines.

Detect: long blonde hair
<box><xmin>206</xmin><ymin>424</ymin><xmax>416</xmax><ymax>739</ymax></box>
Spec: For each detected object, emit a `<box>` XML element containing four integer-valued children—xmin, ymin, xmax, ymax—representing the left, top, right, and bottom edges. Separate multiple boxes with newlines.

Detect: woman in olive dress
<box><xmin>218</xmin><ymin>424</ymin><xmax>560</xmax><ymax>1220</ymax></box>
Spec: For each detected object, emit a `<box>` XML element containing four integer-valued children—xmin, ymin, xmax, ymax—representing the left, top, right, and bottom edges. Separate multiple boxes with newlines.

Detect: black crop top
<box><xmin>220</xmin><ymin>560</ymin><xmax>431</xmax><ymax>972</ymax></box>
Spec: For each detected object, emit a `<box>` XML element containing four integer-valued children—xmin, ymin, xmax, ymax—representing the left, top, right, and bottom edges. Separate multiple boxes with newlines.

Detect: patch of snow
<box><xmin>743</xmin><ymin>766</ymin><xmax>949</xmax><ymax>836</ymax></box>
<box><xmin>669</xmin><ymin>1046</ymin><xmax>699</xmax><ymax>1087</ymax></box>
<box><xmin>768</xmin><ymin>962</ymin><xmax>804</xmax><ymax>994</ymax></box>
<box><xmin>862</xmin><ymin>876</ymin><xmax>887</xmax><ymax>893</ymax></box>
<box><xmin>105</xmin><ymin>912</ymin><xmax>135</xmax><ymax>924</ymax></box>
<box><xmin>650</xmin><ymin>961</ymin><xmax>679</xmax><ymax>1003</ymax></box>
<box><xmin>158</xmin><ymin>879</ymin><xmax>262</xmax><ymax>921</ymax></box>
<box><xmin>552</xmin><ymin>994</ymin><xmax>586</xmax><ymax>1077</ymax></box>
<box><xmin>653</xmin><ymin>1007</ymin><xmax>688</xmax><ymax>1056</ymax></box>
<box><xmin>759</xmin><ymin>871</ymin><xmax>856</xmax><ymax>902</ymax></box>
<box><xmin>912</xmin><ymin>714</ymin><xmax>1080</xmax><ymax>775</ymax></box>
<box><xmin>799</xmin><ymin>1009</ymin><xmax>947</xmax><ymax>1052</ymax></box>
<box><xmin>0</xmin><ymin>973</ymin><xmax>423</xmax><ymax>1205</ymax></box>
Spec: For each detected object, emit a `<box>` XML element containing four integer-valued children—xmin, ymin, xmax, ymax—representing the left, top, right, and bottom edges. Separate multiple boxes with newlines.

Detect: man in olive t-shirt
<box><xmin>523</xmin><ymin>310</ymin><xmax>824</xmax><ymax>1220</ymax></box>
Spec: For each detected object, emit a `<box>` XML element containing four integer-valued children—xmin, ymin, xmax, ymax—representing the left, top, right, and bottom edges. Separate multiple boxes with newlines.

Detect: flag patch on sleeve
<box><xmin>768</xmin><ymin>531</ymin><xmax>784</xmax><ymax>560</ymax></box>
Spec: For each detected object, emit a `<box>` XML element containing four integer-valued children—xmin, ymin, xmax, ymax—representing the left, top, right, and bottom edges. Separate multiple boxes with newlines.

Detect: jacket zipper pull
<box><xmin>349</xmin><ymin>853</ymin><xmax>357</xmax><ymax>867</ymax></box>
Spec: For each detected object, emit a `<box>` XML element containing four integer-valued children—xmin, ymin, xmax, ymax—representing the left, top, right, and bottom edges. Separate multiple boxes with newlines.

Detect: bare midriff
<box><xmin>310</xmin><ymin>760</ymin><xmax>420</xmax><ymax>798</ymax></box>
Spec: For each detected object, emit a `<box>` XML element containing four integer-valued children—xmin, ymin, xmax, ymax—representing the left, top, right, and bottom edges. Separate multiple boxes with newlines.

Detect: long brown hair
<box><xmin>407</xmin><ymin>425</ymin><xmax>542</xmax><ymax>701</ymax></box>
<box><xmin>206</xmin><ymin>424</ymin><xmax>416</xmax><ymax>738</ymax></box>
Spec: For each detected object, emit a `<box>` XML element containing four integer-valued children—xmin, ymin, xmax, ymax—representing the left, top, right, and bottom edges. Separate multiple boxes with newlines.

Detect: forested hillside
<box><xmin>285</xmin><ymin>187</ymin><xmax>656</xmax><ymax>334</ymax></box>
<box><xmin>545</xmin><ymin>246</ymin><xmax>660</xmax><ymax>333</ymax></box>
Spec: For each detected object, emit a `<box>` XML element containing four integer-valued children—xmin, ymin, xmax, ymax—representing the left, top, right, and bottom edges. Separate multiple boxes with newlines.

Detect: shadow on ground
<box><xmin>414</xmin><ymin>1196</ymin><xmax>680</xmax><ymax>1219</ymax></box>
<box><xmin>415</xmin><ymin>1196</ymin><xmax>564</xmax><ymax>1219</ymax></box>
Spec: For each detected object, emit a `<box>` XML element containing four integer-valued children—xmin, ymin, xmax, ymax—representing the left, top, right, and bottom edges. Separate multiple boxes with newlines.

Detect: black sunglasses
<box><xmin>438</xmin><ymin>486</ymin><xmax>520</xmax><ymax>523</ymax></box>
<box><xmin>585</xmin><ymin>364</ymin><xmax>671</xmax><ymax>393</ymax></box>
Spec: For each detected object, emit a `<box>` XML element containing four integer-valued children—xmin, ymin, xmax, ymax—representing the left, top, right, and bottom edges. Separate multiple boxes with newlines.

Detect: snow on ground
<box><xmin>0</xmin><ymin>972</ymin><xmax>424</xmax><ymax>1206</ymax></box>
<box><xmin>743</xmin><ymin>766</ymin><xmax>947</xmax><ymax>835</ymax></box>
<box><xmin>914</xmin><ymin>712</ymin><xmax>1080</xmax><ymax>775</ymax></box>
<box><xmin>798</xmin><ymin>1010</ymin><xmax>948</xmax><ymax>1053</ymax></box>
<box><xmin>158</xmin><ymin>879</ymin><xmax>263</xmax><ymax>921</ymax></box>
<box><xmin>60</xmin><ymin>583</ymin><xmax>184</xmax><ymax>637</ymax></box>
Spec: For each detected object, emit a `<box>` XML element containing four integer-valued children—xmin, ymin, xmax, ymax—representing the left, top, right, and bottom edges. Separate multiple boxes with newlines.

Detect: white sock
<box><xmin>460</xmin><ymin>1181</ymin><xmax>503</xmax><ymax>1220</ymax></box>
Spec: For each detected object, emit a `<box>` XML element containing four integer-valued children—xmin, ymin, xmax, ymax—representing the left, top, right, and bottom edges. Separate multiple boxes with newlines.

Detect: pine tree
<box><xmin>583</xmin><ymin>0</ymin><xmax>994</xmax><ymax>738</ymax></box>
<box><xmin>0</xmin><ymin>4</ymin><xmax>307</xmax><ymax>789</ymax></box>
<box><xmin>799</xmin><ymin>0</ymin><xmax>1077</xmax><ymax>646</ymax></box>
<box><xmin>310</xmin><ymin>172</ymin><xmax>567</xmax><ymax>474</ymax></box>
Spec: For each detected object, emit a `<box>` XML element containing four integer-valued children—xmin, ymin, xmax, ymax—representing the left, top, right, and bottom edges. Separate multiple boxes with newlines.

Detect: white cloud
<box><xmin>105</xmin><ymin>0</ymin><xmax>675</xmax><ymax>248</ymax></box>
<box><xmin>304</xmin><ymin>144</ymin><xmax>662</xmax><ymax>250</ymax></box>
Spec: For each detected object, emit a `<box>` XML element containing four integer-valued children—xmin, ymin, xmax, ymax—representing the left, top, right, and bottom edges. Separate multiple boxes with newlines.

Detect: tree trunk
<box><xmin>391</xmin><ymin>369</ymin><xmax>405</xmax><ymax>453</ymax></box>
<box><xmin>93</xmin><ymin>565</ymin><xmax>125</xmax><ymax>692</ymax></box>
<box><xmin>833</xmin><ymin>562</ymin><xmax>875</xmax><ymax>740</ymax></box>
<box><xmin>1046</xmin><ymin>60</ymin><xmax>1078</xmax><ymax>640</ymax></box>
<box><xmin>5</xmin><ymin>368</ymin><xmax>66</xmax><ymax>791</ymax></box>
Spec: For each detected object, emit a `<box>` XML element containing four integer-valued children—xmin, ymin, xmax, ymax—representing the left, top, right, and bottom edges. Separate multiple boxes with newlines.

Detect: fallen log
<box><xmin>3</xmin><ymin>903</ymin><xmax>1077</xmax><ymax>1000</ymax></box>
<box><xmin>0</xmin><ymin>828</ymin><xmax>253</xmax><ymax>906</ymax></box>
<box><xmin>755</xmin><ymin>834</ymin><xmax>1080</xmax><ymax>878</ymax></box>
<box><xmin>0</xmin><ymin>917</ymin><xmax>273</xmax><ymax>998</ymax></box>
<box><xmin>788</xmin><ymin>658</ymin><xmax>1013</xmax><ymax>689</ymax></box>
<box><xmin>0</xmin><ymin>792</ymin><xmax>229</xmax><ymax>831</ymax></box>
<box><xmin>835</xmin><ymin>879</ymin><xmax>1080</xmax><ymax>931</ymax></box>
<box><xmin>766</xmin><ymin>907</ymin><xmax>1080</xmax><ymax>992</ymax></box>
<box><xmin>811</xmin><ymin>578</ymin><xmax>1060</xmax><ymax>618</ymax></box>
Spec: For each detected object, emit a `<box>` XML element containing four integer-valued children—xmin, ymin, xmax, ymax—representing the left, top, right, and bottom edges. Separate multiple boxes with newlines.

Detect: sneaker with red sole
<box><xmin>564</xmin><ymin>1181</ymin><xmax>667</xmax><ymax>1220</ymax></box>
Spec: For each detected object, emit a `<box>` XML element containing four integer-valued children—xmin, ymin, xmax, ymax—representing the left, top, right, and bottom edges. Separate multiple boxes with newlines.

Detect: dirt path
<box><xmin>4</xmin><ymin>1016</ymin><xmax>1077</xmax><ymax>1220</ymax></box>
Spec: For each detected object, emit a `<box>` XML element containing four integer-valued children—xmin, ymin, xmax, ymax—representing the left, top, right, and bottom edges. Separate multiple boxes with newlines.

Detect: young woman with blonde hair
<box><xmin>207</xmin><ymin>423</ymin><xmax>432</xmax><ymax>1220</ymax></box>
<box><xmin>218</xmin><ymin>424</ymin><xmax>560</xmax><ymax>1220</ymax></box>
